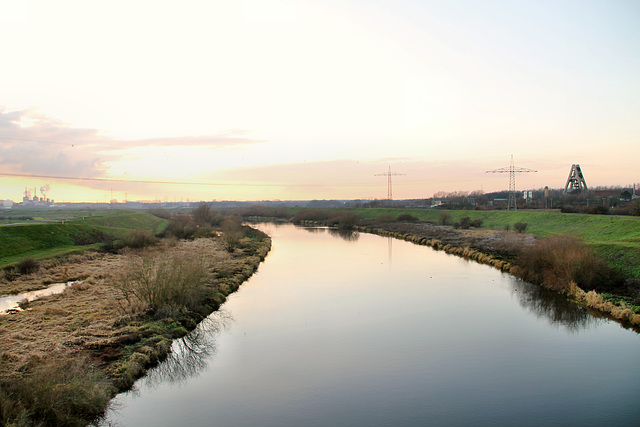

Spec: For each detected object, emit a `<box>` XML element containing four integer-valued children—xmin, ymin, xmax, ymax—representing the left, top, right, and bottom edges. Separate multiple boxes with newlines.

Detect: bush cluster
<box><xmin>0</xmin><ymin>356</ymin><xmax>113</xmax><ymax>427</ymax></box>
<box><xmin>326</xmin><ymin>211</ymin><xmax>360</xmax><ymax>230</ymax></box>
<box><xmin>193</xmin><ymin>204</ymin><xmax>224</xmax><ymax>226</ymax></box>
<box><xmin>121</xmin><ymin>230</ymin><xmax>159</xmax><ymax>249</ymax></box>
<box><xmin>516</xmin><ymin>235</ymin><xmax>621</xmax><ymax>292</ymax></box>
<box><xmin>457</xmin><ymin>216</ymin><xmax>483</xmax><ymax>229</ymax></box>
<box><xmin>514</xmin><ymin>222</ymin><xmax>528</xmax><ymax>233</ymax></box>
<box><xmin>16</xmin><ymin>257</ymin><xmax>40</xmax><ymax>275</ymax></box>
<box><xmin>290</xmin><ymin>209</ymin><xmax>329</xmax><ymax>224</ymax></box>
<box><xmin>437</xmin><ymin>212</ymin><xmax>451</xmax><ymax>225</ymax></box>
<box><xmin>221</xmin><ymin>216</ymin><xmax>244</xmax><ymax>252</ymax></box>
<box><xmin>163</xmin><ymin>215</ymin><xmax>199</xmax><ymax>240</ymax></box>
<box><xmin>116</xmin><ymin>253</ymin><xmax>210</xmax><ymax>316</ymax></box>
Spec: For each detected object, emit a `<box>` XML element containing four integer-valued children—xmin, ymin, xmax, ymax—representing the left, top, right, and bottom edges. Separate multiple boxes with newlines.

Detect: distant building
<box><xmin>2</xmin><ymin>200</ymin><xmax>14</xmax><ymax>209</ymax></box>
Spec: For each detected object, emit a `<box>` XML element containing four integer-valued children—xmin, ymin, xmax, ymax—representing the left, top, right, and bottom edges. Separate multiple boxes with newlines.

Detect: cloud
<box><xmin>116</xmin><ymin>132</ymin><xmax>264</xmax><ymax>149</ymax></box>
<box><xmin>0</xmin><ymin>108</ymin><xmax>263</xmax><ymax>183</ymax></box>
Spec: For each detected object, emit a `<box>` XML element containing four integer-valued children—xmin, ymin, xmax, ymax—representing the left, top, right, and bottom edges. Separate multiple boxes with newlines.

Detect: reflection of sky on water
<box><xmin>0</xmin><ymin>281</ymin><xmax>80</xmax><ymax>314</ymax></box>
<box><xmin>105</xmin><ymin>223</ymin><xmax>640</xmax><ymax>427</ymax></box>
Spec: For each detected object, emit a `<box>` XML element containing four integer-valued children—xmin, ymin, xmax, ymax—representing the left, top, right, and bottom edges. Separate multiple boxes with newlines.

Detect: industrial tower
<box><xmin>564</xmin><ymin>164</ymin><xmax>588</xmax><ymax>193</ymax></box>
<box><xmin>486</xmin><ymin>155</ymin><xmax>537</xmax><ymax>211</ymax></box>
<box><xmin>375</xmin><ymin>166</ymin><xmax>405</xmax><ymax>207</ymax></box>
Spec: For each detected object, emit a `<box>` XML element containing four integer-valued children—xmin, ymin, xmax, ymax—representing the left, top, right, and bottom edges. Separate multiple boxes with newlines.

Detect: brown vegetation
<box><xmin>515</xmin><ymin>235</ymin><xmax>621</xmax><ymax>293</ymax></box>
<box><xmin>0</xmin><ymin>226</ymin><xmax>271</xmax><ymax>426</ymax></box>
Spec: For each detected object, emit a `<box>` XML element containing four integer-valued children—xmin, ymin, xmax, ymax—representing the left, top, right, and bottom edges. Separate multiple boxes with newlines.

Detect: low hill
<box><xmin>0</xmin><ymin>211</ymin><xmax>168</xmax><ymax>267</ymax></box>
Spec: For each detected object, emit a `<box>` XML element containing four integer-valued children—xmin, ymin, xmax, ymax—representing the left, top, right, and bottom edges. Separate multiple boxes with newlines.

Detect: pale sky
<box><xmin>1</xmin><ymin>0</ymin><xmax>639</xmax><ymax>202</ymax></box>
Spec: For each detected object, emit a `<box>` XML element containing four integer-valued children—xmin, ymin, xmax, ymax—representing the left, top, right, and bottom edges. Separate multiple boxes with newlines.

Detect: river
<box><xmin>104</xmin><ymin>223</ymin><xmax>640</xmax><ymax>426</ymax></box>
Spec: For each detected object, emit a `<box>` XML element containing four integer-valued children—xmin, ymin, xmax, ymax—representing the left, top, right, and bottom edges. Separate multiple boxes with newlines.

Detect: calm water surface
<box><xmin>105</xmin><ymin>223</ymin><xmax>640</xmax><ymax>426</ymax></box>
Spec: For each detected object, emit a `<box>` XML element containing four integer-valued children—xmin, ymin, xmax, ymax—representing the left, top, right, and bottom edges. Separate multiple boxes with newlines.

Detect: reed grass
<box><xmin>115</xmin><ymin>253</ymin><xmax>209</xmax><ymax>317</ymax></box>
<box><xmin>0</xmin><ymin>355</ymin><xmax>114</xmax><ymax>427</ymax></box>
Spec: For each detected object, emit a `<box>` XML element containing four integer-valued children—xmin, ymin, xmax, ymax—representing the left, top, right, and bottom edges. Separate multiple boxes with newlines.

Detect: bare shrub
<box><xmin>221</xmin><ymin>216</ymin><xmax>243</xmax><ymax>252</ymax></box>
<box><xmin>164</xmin><ymin>214</ymin><xmax>198</xmax><ymax>240</ymax></box>
<box><xmin>396</xmin><ymin>214</ymin><xmax>418</xmax><ymax>222</ymax></box>
<box><xmin>193</xmin><ymin>204</ymin><xmax>223</xmax><ymax>226</ymax></box>
<box><xmin>437</xmin><ymin>211</ymin><xmax>451</xmax><ymax>225</ymax></box>
<box><xmin>470</xmin><ymin>218</ymin><xmax>483</xmax><ymax>227</ymax></box>
<box><xmin>116</xmin><ymin>253</ymin><xmax>209</xmax><ymax>316</ymax></box>
<box><xmin>0</xmin><ymin>356</ymin><xmax>113</xmax><ymax>427</ymax></box>
<box><xmin>514</xmin><ymin>222</ymin><xmax>528</xmax><ymax>233</ymax></box>
<box><xmin>121</xmin><ymin>230</ymin><xmax>159</xmax><ymax>249</ymax></box>
<box><xmin>326</xmin><ymin>211</ymin><xmax>360</xmax><ymax>230</ymax></box>
<box><xmin>516</xmin><ymin>235</ymin><xmax>618</xmax><ymax>292</ymax></box>
<box><xmin>290</xmin><ymin>209</ymin><xmax>329</xmax><ymax>224</ymax></box>
<box><xmin>16</xmin><ymin>258</ymin><xmax>40</xmax><ymax>275</ymax></box>
<box><xmin>459</xmin><ymin>216</ymin><xmax>471</xmax><ymax>229</ymax></box>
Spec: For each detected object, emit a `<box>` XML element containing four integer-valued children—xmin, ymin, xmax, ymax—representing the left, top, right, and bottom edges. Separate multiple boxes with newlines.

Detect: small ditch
<box><xmin>0</xmin><ymin>280</ymin><xmax>81</xmax><ymax>314</ymax></box>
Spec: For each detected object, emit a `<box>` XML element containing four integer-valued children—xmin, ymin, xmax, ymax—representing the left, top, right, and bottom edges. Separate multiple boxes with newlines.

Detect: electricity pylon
<box><xmin>375</xmin><ymin>166</ymin><xmax>405</xmax><ymax>207</ymax></box>
<box><xmin>486</xmin><ymin>155</ymin><xmax>537</xmax><ymax>211</ymax></box>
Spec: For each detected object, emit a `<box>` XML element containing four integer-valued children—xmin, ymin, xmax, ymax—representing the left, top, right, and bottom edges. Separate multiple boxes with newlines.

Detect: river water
<box><xmin>104</xmin><ymin>223</ymin><xmax>640</xmax><ymax>426</ymax></box>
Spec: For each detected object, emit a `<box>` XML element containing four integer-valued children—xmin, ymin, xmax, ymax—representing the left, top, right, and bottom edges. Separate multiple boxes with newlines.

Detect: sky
<box><xmin>1</xmin><ymin>0</ymin><xmax>639</xmax><ymax>203</ymax></box>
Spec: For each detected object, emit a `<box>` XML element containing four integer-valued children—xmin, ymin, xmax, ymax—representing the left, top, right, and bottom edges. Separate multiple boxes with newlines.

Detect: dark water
<box><xmin>104</xmin><ymin>223</ymin><xmax>640</xmax><ymax>426</ymax></box>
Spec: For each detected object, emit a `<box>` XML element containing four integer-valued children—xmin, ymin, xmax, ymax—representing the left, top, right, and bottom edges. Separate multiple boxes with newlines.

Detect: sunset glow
<box><xmin>1</xmin><ymin>0</ymin><xmax>639</xmax><ymax>202</ymax></box>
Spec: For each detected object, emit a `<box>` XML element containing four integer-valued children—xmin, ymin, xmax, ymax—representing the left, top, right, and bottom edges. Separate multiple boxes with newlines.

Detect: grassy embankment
<box><xmin>0</xmin><ymin>211</ymin><xmax>169</xmax><ymax>269</ymax></box>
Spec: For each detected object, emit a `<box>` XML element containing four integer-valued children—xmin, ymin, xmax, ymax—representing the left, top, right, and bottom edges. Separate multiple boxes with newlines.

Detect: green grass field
<box><xmin>0</xmin><ymin>211</ymin><xmax>169</xmax><ymax>268</ymax></box>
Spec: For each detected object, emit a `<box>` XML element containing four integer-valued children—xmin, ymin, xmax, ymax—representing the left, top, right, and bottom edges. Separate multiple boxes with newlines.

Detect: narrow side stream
<box><xmin>0</xmin><ymin>281</ymin><xmax>81</xmax><ymax>314</ymax></box>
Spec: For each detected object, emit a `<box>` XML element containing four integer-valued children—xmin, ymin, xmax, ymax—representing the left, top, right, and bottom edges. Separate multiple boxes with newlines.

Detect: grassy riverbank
<box><xmin>0</xmin><ymin>210</ymin><xmax>270</xmax><ymax>426</ymax></box>
<box><xmin>261</xmin><ymin>207</ymin><xmax>640</xmax><ymax>280</ymax></box>
<box><xmin>244</xmin><ymin>206</ymin><xmax>640</xmax><ymax>328</ymax></box>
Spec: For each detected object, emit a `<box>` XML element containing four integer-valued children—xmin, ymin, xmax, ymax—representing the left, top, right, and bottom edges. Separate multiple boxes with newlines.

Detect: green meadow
<box><xmin>0</xmin><ymin>211</ymin><xmax>169</xmax><ymax>268</ymax></box>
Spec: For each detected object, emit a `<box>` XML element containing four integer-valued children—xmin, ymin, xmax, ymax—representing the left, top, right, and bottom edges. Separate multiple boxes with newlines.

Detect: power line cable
<box><xmin>0</xmin><ymin>171</ymin><xmax>379</xmax><ymax>188</ymax></box>
<box><xmin>0</xmin><ymin>136</ymin><xmax>77</xmax><ymax>147</ymax></box>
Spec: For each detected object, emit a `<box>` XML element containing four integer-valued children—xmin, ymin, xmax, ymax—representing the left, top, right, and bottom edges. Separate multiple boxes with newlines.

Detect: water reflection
<box><xmin>327</xmin><ymin>228</ymin><xmax>359</xmax><ymax>242</ymax></box>
<box><xmin>106</xmin><ymin>223</ymin><xmax>640</xmax><ymax>427</ymax></box>
<box><xmin>294</xmin><ymin>225</ymin><xmax>360</xmax><ymax>242</ymax></box>
<box><xmin>510</xmin><ymin>279</ymin><xmax>599</xmax><ymax>332</ymax></box>
<box><xmin>0</xmin><ymin>280</ymin><xmax>81</xmax><ymax>314</ymax></box>
<box><xmin>141</xmin><ymin>311</ymin><xmax>232</xmax><ymax>389</ymax></box>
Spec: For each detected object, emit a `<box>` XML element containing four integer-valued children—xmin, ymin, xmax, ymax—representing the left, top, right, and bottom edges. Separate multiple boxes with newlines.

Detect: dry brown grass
<box><xmin>0</xmin><ymin>234</ymin><xmax>270</xmax><ymax>425</ymax></box>
<box><xmin>568</xmin><ymin>282</ymin><xmax>640</xmax><ymax>327</ymax></box>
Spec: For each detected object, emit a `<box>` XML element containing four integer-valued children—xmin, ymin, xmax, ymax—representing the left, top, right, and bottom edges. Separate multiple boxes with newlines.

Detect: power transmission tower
<box><xmin>486</xmin><ymin>155</ymin><xmax>537</xmax><ymax>211</ymax></box>
<box><xmin>375</xmin><ymin>166</ymin><xmax>405</xmax><ymax>207</ymax></box>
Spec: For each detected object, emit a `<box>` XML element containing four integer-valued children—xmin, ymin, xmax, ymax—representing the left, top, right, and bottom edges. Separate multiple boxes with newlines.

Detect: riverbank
<box><xmin>290</xmin><ymin>216</ymin><xmax>640</xmax><ymax>330</ymax></box>
<box><xmin>352</xmin><ymin>219</ymin><xmax>640</xmax><ymax>329</ymax></box>
<box><xmin>0</xmin><ymin>229</ymin><xmax>270</xmax><ymax>426</ymax></box>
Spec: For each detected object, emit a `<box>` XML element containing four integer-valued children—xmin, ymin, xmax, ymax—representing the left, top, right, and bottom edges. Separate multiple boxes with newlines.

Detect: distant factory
<box><xmin>21</xmin><ymin>186</ymin><xmax>55</xmax><ymax>207</ymax></box>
